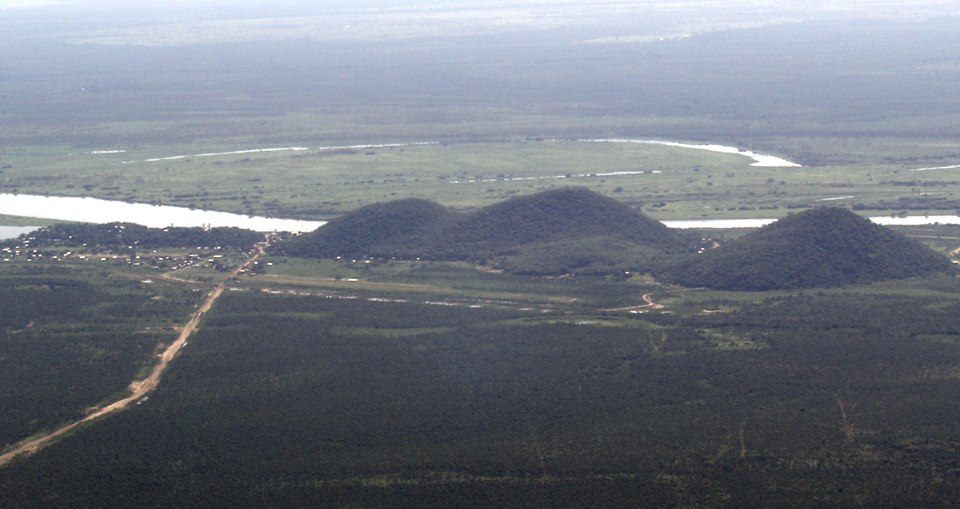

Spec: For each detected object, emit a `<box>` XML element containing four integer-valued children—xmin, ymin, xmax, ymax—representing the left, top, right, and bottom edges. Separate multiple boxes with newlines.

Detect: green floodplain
<box><xmin>2</xmin><ymin>137</ymin><xmax>960</xmax><ymax>222</ymax></box>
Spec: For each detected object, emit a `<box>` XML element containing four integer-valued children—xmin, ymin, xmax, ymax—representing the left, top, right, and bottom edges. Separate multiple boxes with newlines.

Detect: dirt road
<box><xmin>0</xmin><ymin>239</ymin><xmax>268</xmax><ymax>468</ymax></box>
<box><xmin>605</xmin><ymin>292</ymin><xmax>665</xmax><ymax>313</ymax></box>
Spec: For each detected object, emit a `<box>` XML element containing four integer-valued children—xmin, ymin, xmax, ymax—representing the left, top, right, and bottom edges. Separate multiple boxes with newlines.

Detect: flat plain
<box><xmin>3</xmin><ymin>138</ymin><xmax>960</xmax><ymax>223</ymax></box>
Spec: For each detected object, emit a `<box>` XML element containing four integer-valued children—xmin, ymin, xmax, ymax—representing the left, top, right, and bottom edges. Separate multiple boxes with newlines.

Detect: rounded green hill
<box><xmin>658</xmin><ymin>207</ymin><xmax>954</xmax><ymax>290</ymax></box>
<box><xmin>279</xmin><ymin>188</ymin><xmax>694</xmax><ymax>273</ymax></box>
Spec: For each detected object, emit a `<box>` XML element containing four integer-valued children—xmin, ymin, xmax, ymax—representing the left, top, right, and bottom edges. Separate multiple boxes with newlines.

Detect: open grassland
<box><xmin>261</xmin><ymin>251</ymin><xmax>960</xmax><ymax>312</ymax></box>
<box><xmin>0</xmin><ymin>215</ymin><xmax>54</xmax><ymax>227</ymax></box>
<box><xmin>257</xmin><ymin>256</ymin><xmax>650</xmax><ymax>310</ymax></box>
<box><xmin>2</xmin><ymin>138</ymin><xmax>960</xmax><ymax>222</ymax></box>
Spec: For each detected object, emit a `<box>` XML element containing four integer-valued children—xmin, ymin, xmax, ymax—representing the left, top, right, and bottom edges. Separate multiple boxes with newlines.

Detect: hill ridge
<box><xmin>658</xmin><ymin>207</ymin><xmax>953</xmax><ymax>290</ymax></box>
<box><xmin>279</xmin><ymin>188</ymin><xmax>694</xmax><ymax>273</ymax></box>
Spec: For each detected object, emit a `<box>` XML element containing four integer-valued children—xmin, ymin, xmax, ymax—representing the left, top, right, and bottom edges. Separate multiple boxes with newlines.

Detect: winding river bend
<box><xmin>578</xmin><ymin>138</ymin><xmax>802</xmax><ymax>167</ymax></box>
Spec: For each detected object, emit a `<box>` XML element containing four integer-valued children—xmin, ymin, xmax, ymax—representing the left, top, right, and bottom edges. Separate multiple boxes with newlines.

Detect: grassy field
<box><xmin>0</xmin><ymin>215</ymin><xmax>53</xmax><ymax>227</ymax></box>
<box><xmin>255</xmin><ymin>256</ymin><xmax>646</xmax><ymax>310</ymax></box>
<box><xmin>2</xmin><ymin>138</ymin><xmax>959</xmax><ymax>222</ymax></box>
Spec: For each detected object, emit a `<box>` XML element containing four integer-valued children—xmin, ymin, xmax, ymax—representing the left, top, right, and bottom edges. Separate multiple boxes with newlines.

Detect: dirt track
<box><xmin>0</xmin><ymin>239</ymin><xmax>268</xmax><ymax>468</ymax></box>
<box><xmin>605</xmin><ymin>292</ymin><xmax>665</xmax><ymax>313</ymax></box>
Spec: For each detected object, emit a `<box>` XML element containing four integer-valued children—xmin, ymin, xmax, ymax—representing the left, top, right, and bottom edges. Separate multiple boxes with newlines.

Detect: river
<box><xmin>2</xmin><ymin>193</ymin><xmax>960</xmax><ymax>235</ymax></box>
<box><xmin>665</xmin><ymin>215</ymin><xmax>960</xmax><ymax>229</ymax></box>
<box><xmin>0</xmin><ymin>194</ymin><xmax>326</xmax><ymax>232</ymax></box>
<box><xmin>0</xmin><ymin>226</ymin><xmax>43</xmax><ymax>240</ymax></box>
<box><xmin>579</xmin><ymin>139</ymin><xmax>803</xmax><ymax>167</ymax></box>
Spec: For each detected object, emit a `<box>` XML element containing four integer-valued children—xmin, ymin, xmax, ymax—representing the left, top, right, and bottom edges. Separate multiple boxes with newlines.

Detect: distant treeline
<box><xmin>16</xmin><ymin>223</ymin><xmax>262</xmax><ymax>249</ymax></box>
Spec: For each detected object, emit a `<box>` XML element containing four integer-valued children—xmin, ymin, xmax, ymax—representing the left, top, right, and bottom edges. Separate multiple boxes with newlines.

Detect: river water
<box><xmin>0</xmin><ymin>226</ymin><xmax>43</xmax><ymax>240</ymax></box>
<box><xmin>665</xmin><ymin>215</ymin><xmax>960</xmax><ymax>229</ymax></box>
<box><xmin>0</xmin><ymin>194</ymin><xmax>326</xmax><ymax>232</ymax></box>
<box><xmin>579</xmin><ymin>139</ymin><xmax>803</xmax><ymax>167</ymax></box>
<box><xmin>2</xmin><ymin>193</ymin><xmax>959</xmax><ymax>234</ymax></box>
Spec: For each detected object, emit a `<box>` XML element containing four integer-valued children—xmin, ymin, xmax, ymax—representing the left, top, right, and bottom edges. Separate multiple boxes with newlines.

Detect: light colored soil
<box><xmin>605</xmin><ymin>292</ymin><xmax>665</xmax><ymax>313</ymax></box>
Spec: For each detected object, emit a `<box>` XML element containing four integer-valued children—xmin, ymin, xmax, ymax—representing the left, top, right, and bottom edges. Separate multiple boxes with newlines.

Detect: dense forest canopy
<box><xmin>12</xmin><ymin>222</ymin><xmax>262</xmax><ymax>249</ymax></box>
<box><xmin>5</xmin><ymin>288</ymin><xmax>960</xmax><ymax>507</ymax></box>
<box><xmin>278</xmin><ymin>188</ymin><xmax>695</xmax><ymax>274</ymax></box>
<box><xmin>282</xmin><ymin>196</ymin><xmax>954</xmax><ymax>286</ymax></box>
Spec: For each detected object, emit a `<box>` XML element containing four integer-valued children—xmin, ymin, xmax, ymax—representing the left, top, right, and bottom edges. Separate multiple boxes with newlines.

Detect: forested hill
<box><xmin>278</xmin><ymin>188</ymin><xmax>695</xmax><ymax>273</ymax></box>
<box><xmin>15</xmin><ymin>223</ymin><xmax>262</xmax><ymax>249</ymax></box>
<box><xmin>431</xmin><ymin>187</ymin><xmax>690</xmax><ymax>257</ymax></box>
<box><xmin>658</xmin><ymin>207</ymin><xmax>954</xmax><ymax>290</ymax></box>
<box><xmin>279</xmin><ymin>198</ymin><xmax>453</xmax><ymax>259</ymax></box>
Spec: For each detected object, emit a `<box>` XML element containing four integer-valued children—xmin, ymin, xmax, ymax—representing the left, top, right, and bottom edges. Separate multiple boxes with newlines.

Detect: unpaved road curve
<box><xmin>605</xmin><ymin>292</ymin><xmax>665</xmax><ymax>313</ymax></box>
<box><xmin>0</xmin><ymin>239</ymin><xmax>269</xmax><ymax>468</ymax></box>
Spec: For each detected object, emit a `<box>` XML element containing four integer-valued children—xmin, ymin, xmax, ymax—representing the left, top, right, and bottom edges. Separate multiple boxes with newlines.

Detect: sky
<box><xmin>0</xmin><ymin>0</ymin><xmax>65</xmax><ymax>7</ymax></box>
